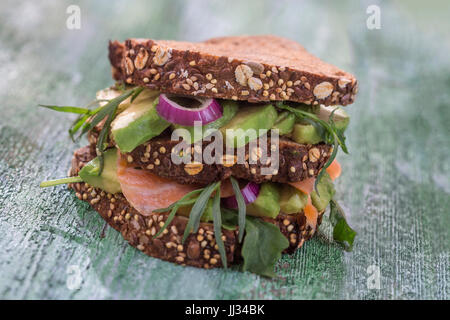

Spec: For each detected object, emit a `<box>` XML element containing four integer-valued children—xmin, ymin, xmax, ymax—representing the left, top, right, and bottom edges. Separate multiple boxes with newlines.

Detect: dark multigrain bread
<box><xmin>109</xmin><ymin>35</ymin><xmax>358</xmax><ymax>106</ymax></box>
<box><xmin>68</xmin><ymin>146</ymin><xmax>324</xmax><ymax>269</ymax></box>
<box><xmin>123</xmin><ymin>137</ymin><xmax>332</xmax><ymax>185</ymax></box>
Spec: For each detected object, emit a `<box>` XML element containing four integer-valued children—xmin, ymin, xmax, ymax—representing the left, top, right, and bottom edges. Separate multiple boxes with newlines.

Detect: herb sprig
<box><xmin>275</xmin><ymin>103</ymin><xmax>348</xmax><ymax>193</ymax></box>
<box><xmin>212</xmin><ymin>187</ymin><xmax>227</xmax><ymax>268</ymax></box>
<box><xmin>39</xmin><ymin>86</ymin><xmax>143</xmax><ymax>175</ymax></box>
<box><xmin>154</xmin><ymin>181</ymin><xmax>231</xmax><ymax>268</ymax></box>
<box><xmin>182</xmin><ymin>182</ymin><xmax>221</xmax><ymax>243</ymax></box>
<box><xmin>152</xmin><ymin>189</ymin><xmax>204</xmax><ymax>239</ymax></box>
<box><xmin>39</xmin><ymin>176</ymin><xmax>83</xmax><ymax>187</ymax></box>
<box><xmin>329</xmin><ymin>199</ymin><xmax>357</xmax><ymax>251</ymax></box>
<box><xmin>230</xmin><ymin>177</ymin><xmax>246</xmax><ymax>243</ymax></box>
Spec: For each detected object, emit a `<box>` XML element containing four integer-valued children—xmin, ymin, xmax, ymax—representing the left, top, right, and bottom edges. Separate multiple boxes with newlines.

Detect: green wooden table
<box><xmin>0</xmin><ymin>0</ymin><xmax>448</xmax><ymax>299</ymax></box>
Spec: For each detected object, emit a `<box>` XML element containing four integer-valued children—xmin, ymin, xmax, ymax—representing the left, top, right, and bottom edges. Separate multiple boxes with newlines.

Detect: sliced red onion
<box><xmin>156</xmin><ymin>94</ymin><xmax>223</xmax><ymax>126</ymax></box>
<box><xmin>223</xmin><ymin>182</ymin><xmax>260</xmax><ymax>209</ymax></box>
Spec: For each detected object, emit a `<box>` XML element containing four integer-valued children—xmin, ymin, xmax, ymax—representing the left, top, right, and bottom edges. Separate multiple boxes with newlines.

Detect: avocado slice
<box><xmin>311</xmin><ymin>171</ymin><xmax>335</xmax><ymax>211</ymax></box>
<box><xmin>246</xmin><ymin>182</ymin><xmax>281</xmax><ymax>219</ymax></box>
<box><xmin>79</xmin><ymin>148</ymin><xmax>121</xmax><ymax>194</ymax></box>
<box><xmin>318</xmin><ymin>105</ymin><xmax>350</xmax><ymax>132</ymax></box>
<box><xmin>111</xmin><ymin>96</ymin><xmax>170</xmax><ymax>153</ymax></box>
<box><xmin>289</xmin><ymin>104</ymin><xmax>349</xmax><ymax>145</ymax></box>
<box><xmin>220</xmin><ymin>104</ymin><xmax>278</xmax><ymax>148</ymax></box>
<box><xmin>172</xmin><ymin>100</ymin><xmax>239</xmax><ymax>143</ymax></box>
<box><xmin>279</xmin><ymin>184</ymin><xmax>308</xmax><ymax>214</ymax></box>
<box><xmin>291</xmin><ymin>123</ymin><xmax>323</xmax><ymax>144</ymax></box>
<box><xmin>272</xmin><ymin>111</ymin><xmax>296</xmax><ymax>135</ymax></box>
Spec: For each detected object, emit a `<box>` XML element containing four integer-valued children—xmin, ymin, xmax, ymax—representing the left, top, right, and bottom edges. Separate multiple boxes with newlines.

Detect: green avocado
<box><xmin>111</xmin><ymin>96</ymin><xmax>170</xmax><ymax>153</ymax></box>
<box><xmin>279</xmin><ymin>184</ymin><xmax>308</xmax><ymax>214</ymax></box>
<box><xmin>272</xmin><ymin>111</ymin><xmax>296</xmax><ymax>135</ymax></box>
<box><xmin>311</xmin><ymin>171</ymin><xmax>335</xmax><ymax>211</ymax></box>
<box><xmin>291</xmin><ymin>123</ymin><xmax>323</xmax><ymax>144</ymax></box>
<box><xmin>220</xmin><ymin>104</ymin><xmax>278</xmax><ymax>148</ymax></box>
<box><xmin>246</xmin><ymin>182</ymin><xmax>281</xmax><ymax>219</ymax></box>
<box><xmin>289</xmin><ymin>104</ymin><xmax>350</xmax><ymax>144</ymax></box>
<box><xmin>79</xmin><ymin>148</ymin><xmax>121</xmax><ymax>194</ymax></box>
<box><xmin>318</xmin><ymin>105</ymin><xmax>350</xmax><ymax>132</ymax></box>
<box><xmin>172</xmin><ymin>100</ymin><xmax>239</xmax><ymax>143</ymax></box>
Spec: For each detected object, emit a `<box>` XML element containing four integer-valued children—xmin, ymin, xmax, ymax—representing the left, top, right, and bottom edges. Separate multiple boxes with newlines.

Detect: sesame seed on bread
<box><xmin>68</xmin><ymin>146</ymin><xmax>324</xmax><ymax>270</ymax></box>
<box><xmin>109</xmin><ymin>35</ymin><xmax>358</xmax><ymax>106</ymax></box>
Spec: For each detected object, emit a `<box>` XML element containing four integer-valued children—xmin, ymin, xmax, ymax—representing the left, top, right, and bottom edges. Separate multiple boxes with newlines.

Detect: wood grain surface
<box><xmin>0</xmin><ymin>0</ymin><xmax>448</xmax><ymax>299</ymax></box>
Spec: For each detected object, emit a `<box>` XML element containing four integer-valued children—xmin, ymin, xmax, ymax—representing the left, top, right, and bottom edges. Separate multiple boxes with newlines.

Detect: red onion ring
<box><xmin>156</xmin><ymin>94</ymin><xmax>223</xmax><ymax>126</ymax></box>
<box><xmin>222</xmin><ymin>182</ymin><xmax>260</xmax><ymax>209</ymax></box>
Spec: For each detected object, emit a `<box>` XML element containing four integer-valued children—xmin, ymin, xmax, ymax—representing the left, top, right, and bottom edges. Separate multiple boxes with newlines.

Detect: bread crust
<box><xmin>109</xmin><ymin>35</ymin><xmax>358</xmax><ymax>106</ymax></box>
<box><xmin>68</xmin><ymin>146</ymin><xmax>324</xmax><ymax>269</ymax></box>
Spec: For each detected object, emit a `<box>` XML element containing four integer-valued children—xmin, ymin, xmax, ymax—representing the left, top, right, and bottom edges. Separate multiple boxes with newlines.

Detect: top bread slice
<box><xmin>109</xmin><ymin>35</ymin><xmax>358</xmax><ymax>106</ymax></box>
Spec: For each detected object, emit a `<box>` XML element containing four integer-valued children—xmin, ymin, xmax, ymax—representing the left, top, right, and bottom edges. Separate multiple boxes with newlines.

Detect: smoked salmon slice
<box><xmin>116</xmin><ymin>157</ymin><xmax>199</xmax><ymax>216</ymax></box>
<box><xmin>304</xmin><ymin>196</ymin><xmax>319</xmax><ymax>232</ymax></box>
<box><xmin>289</xmin><ymin>177</ymin><xmax>315</xmax><ymax>195</ymax></box>
<box><xmin>326</xmin><ymin>160</ymin><xmax>342</xmax><ymax>181</ymax></box>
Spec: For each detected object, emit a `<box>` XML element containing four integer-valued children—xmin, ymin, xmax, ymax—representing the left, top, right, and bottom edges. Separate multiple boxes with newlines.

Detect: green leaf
<box><xmin>276</xmin><ymin>103</ymin><xmax>347</xmax><ymax>194</ymax></box>
<box><xmin>329</xmin><ymin>199</ymin><xmax>357</xmax><ymax>251</ymax></box>
<box><xmin>314</xmin><ymin>136</ymin><xmax>338</xmax><ymax>195</ymax></box>
<box><xmin>212</xmin><ymin>186</ymin><xmax>227</xmax><ymax>268</ymax></box>
<box><xmin>221</xmin><ymin>208</ymin><xmax>239</xmax><ymax>230</ymax></box>
<box><xmin>221</xmin><ymin>209</ymin><xmax>289</xmax><ymax>277</ymax></box>
<box><xmin>38</xmin><ymin>105</ymin><xmax>92</xmax><ymax>114</ymax></box>
<box><xmin>83</xmin><ymin>87</ymin><xmax>142</xmax><ymax>175</ymax></box>
<box><xmin>130</xmin><ymin>87</ymin><xmax>144</xmax><ymax>103</ymax></box>
<box><xmin>68</xmin><ymin>113</ymin><xmax>91</xmax><ymax>142</ymax></box>
<box><xmin>182</xmin><ymin>182</ymin><xmax>220</xmax><ymax>243</ymax></box>
<box><xmin>78</xmin><ymin>89</ymin><xmax>134</xmax><ymax>138</ymax></box>
<box><xmin>276</xmin><ymin>103</ymin><xmax>348</xmax><ymax>152</ymax></box>
<box><xmin>153</xmin><ymin>204</ymin><xmax>179</xmax><ymax>239</ymax></box>
<box><xmin>40</xmin><ymin>176</ymin><xmax>83</xmax><ymax>187</ymax></box>
<box><xmin>230</xmin><ymin>177</ymin><xmax>246</xmax><ymax>243</ymax></box>
<box><xmin>152</xmin><ymin>188</ymin><xmax>206</xmax><ymax>238</ymax></box>
<box><xmin>241</xmin><ymin>216</ymin><xmax>289</xmax><ymax>277</ymax></box>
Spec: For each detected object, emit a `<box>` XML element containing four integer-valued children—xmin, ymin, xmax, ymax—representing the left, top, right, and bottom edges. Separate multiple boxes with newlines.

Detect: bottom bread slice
<box><xmin>68</xmin><ymin>146</ymin><xmax>324</xmax><ymax>269</ymax></box>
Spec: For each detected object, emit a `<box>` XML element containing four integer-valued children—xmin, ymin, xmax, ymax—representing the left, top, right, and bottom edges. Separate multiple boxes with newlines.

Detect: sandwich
<box><xmin>40</xmin><ymin>35</ymin><xmax>357</xmax><ymax>277</ymax></box>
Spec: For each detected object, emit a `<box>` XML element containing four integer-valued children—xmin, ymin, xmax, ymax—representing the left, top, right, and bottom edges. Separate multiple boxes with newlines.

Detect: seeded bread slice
<box><xmin>68</xmin><ymin>146</ymin><xmax>324</xmax><ymax>270</ymax></box>
<box><xmin>122</xmin><ymin>137</ymin><xmax>332</xmax><ymax>185</ymax></box>
<box><xmin>109</xmin><ymin>35</ymin><xmax>358</xmax><ymax>106</ymax></box>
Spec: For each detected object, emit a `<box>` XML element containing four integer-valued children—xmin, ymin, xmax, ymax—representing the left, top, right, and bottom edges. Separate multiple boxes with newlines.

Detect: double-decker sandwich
<box><xmin>40</xmin><ymin>35</ymin><xmax>357</xmax><ymax>277</ymax></box>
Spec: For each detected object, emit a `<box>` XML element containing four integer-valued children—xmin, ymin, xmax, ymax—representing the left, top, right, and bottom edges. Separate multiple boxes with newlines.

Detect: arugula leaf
<box><xmin>212</xmin><ymin>188</ymin><xmax>227</xmax><ymax>268</ymax></box>
<box><xmin>275</xmin><ymin>103</ymin><xmax>348</xmax><ymax>194</ymax></box>
<box><xmin>230</xmin><ymin>176</ymin><xmax>246</xmax><ymax>243</ymax></box>
<box><xmin>314</xmin><ymin>137</ymin><xmax>338</xmax><ymax>195</ymax></box>
<box><xmin>38</xmin><ymin>105</ymin><xmax>93</xmax><ymax>114</ymax></box>
<box><xmin>39</xmin><ymin>87</ymin><xmax>143</xmax><ymax>175</ymax></box>
<box><xmin>241</xmin><ymin>216</ymin><xmax>289</xmax><ymax>277</ymax></box>
<box><xmin>40</xmin><ymin>176</ymin><xmax>83</xmax><ymax>187</ymax></box>
<box><xmin>221</xmin><ymin>209</ymin><xmax>288</xmax><ymax>277</ymax></box>
<box><xmin>153</xmin><ymin>204</ymin><xmax>179</xmax><ymax>239</ymax></box>
<box><xmin>221</xmin><ymin>208</ymin><xmax>239</xmax><ymax>230</ymax></box>
<box><xmin>182</xmin><ymin>181</ymin><xmax>220</xmax><ymax>243</ymax></box>
<box><xmin>329</xmin><ymin>199</ymin><xmax>357</xmax><ymax>251</ymax></box>
<box><xmin>130</xmin><ymin>87</ymin><xmax>144</xmax><ymax>103</ymax></box>
<box><xmin>152</xmin><ymin>188</ymin><xmax>205</xmax><ymax>238</ymax></box>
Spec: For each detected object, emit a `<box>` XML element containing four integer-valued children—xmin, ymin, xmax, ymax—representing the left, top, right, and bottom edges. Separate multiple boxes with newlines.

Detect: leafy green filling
<box><xmin>39</xmin><ymin>86</ymin><xmax>143</xmax><ymax>175</ymax></box>
<box><xmin>329</xmin><ymin>199</ymin><xmax>357</xmax><ymax>251</ymax></box>
<box><xmin>222</xmin><ymin>208</ymin><xmax>289</xmax><ymax>277</ymax></box>
<box><xmin>275</xmin><ymin>103</ymin><xmax>349</xmax><ymax>193</ymax></box>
